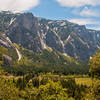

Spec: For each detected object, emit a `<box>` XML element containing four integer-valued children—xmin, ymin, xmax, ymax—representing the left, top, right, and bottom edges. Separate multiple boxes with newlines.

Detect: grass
<box><xmin>75</xmin><ymin>78</ymin><xmax>92</xmax><ymax>87</ymax></box>
<box><xmin>0</xmin><ymin>69</ymin><xmax>93</xmax><ymax>87</ymax></box>
<box><xmin>41</xmin><ymin>74</ymin><xmax>93</xmax><ymax>87</ymax></box>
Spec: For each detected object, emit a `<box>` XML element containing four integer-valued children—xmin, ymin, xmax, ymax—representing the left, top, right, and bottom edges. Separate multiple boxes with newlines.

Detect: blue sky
<box><xmin>30</xmin><ymin>0</ymin><xmax>100</xmax><ymax>30</ymax></box>
<box><xmin>29</xmin><ymin>0</ymin><xmax>74</xmax><ymax>20</ymax></box>
<box><xmin>0</xmin><ymin>0</ymin><xmax>100</xmax><ymax>30</ymax></box>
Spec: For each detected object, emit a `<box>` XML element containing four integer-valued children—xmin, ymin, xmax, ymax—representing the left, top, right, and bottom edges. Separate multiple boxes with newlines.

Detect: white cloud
<box><xmin>0</xmin><ymin>0</ymin><xmax>39</xmax><ymax>12</ymax></box>
<box><xmin>69</xmin><ymin>18</ymin><xmax>100</xmax><ymax>25</ymax></box>
<box><xmin>56</xmin><ymin>0</ymin><xmax>100</xmax><ymax>7</ymax></box>
<box><xmin>80</xmin><ymin>7</ymin><xmax>100</xmax><ymax>17</ymax></box>
<box><xmin>87</xmin><ymin>26</ymin><xmax>100</xmax><ymax>30</ymax></box>
<box><xmin>69</xmin><ymin>18</ymin><xmax>100</xmax><ymax>30</ymax></box>
<box><xmin>72</xmin><ymin>7</ymin><xmax>100</xmax><ymax>17</ymax></box>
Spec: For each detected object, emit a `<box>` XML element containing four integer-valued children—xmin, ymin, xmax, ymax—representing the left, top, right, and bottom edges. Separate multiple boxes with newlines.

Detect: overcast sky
<box><xmin>0</xmin><ymin>0</ymin><xmax>100</xmax><ymax>30</ymax></box>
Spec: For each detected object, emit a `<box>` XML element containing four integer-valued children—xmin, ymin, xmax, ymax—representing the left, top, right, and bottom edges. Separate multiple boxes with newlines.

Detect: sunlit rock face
<box><xmin>0</xmin><ymin>11</ymin><xmax>100</xmax><ymax>61</ymax></box>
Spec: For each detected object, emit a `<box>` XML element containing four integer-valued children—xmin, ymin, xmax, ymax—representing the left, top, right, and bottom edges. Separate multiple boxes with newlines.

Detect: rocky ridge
<box><xmin>0</xmin><ymin>11</ymin><xmax>100</xmax><ymax>61</ymax></box>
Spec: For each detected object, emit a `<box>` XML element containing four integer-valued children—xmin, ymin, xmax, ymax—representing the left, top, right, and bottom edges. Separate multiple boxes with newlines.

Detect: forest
<box><xmin>0</xmin><ymin>46</ymin><xmax>100</xmax><ymax>100</ymax></box>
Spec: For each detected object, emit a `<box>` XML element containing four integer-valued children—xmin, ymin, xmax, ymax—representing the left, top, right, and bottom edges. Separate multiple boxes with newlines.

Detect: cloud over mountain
<box><xmin>80</xmin><ymin>7</ymin><xmax>100</xmax><ymax>17</ymax></box>
<box><xmin>0</xmin><ymin>0</ymin><xmax>39</xmax><ymax>12</ymax></box>
<box><xmin>56</xmin><ymin>0</ymin><xmax>100</xmax><ymax>7</ymax></box>
<box><xmin>69</xmin><ymin>18</ymin><xmax>100</xmax><ymax>25</ymax></box>
<box><xmin>72</xmin><ymin>7</ymin><xmax>100</xmax><ymax>17</ymax></box>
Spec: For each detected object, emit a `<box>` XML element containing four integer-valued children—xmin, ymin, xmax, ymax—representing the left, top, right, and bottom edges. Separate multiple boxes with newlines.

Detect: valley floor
<box><xmin>0</xmin><ymin>70</ymin><xmax>96</xmax><ymax>100</ymax></box>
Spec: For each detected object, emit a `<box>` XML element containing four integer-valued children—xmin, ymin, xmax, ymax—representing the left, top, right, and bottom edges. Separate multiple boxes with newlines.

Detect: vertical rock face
<box><xmin>0</xmin><ymin>34</ymin><xmax>19</xmax><ymax>65</ymax></box>
<box><xmin>0</xmin><ymin>11</ymin><xmax>100</xmax><ymax>61</ymax></box>
<box><xmin>7</xmin><ymin>13</ymin><xmax>45</xmax><ymax>53</ymax></box>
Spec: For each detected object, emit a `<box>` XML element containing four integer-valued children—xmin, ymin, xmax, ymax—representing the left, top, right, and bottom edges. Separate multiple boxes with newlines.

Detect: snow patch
<box><xmin>60</xmin><ymin>22</ymin><xmax>66</xmax><ymax>26</ymax></box>
<box><xmin>64</xmin><ymin>35</ymin><xmax>71</xmax><ymax>43</ymax></box>
<box><xmin>0</xmin><ymin>39</ymin><xmax>9</xmax><ymax>47</ymax></box>
<box><xmin>90</xmin><ymin>56</ymin><xmax>92</xmax><ymax>59</ymax></box>
<box><xmin>97</xmin><ymin>34</ymin><xmax>100</xmax><ymax>38</ymax></box>
<box><xmin>69</xmin><ymin>41</ymin><xmax>75</xmax><ymax>48</ymax></box>
<box><xmin>6</xmin><ymin>37</ymin><xmax>12</xmax><ymax>43</ymax></box>
<box><xmin>48</xmin><ymin>21</ymin><xmax>53</xmax><ymax>24</ymax></box>
<box><xmin>9</xmin><ymin>18</ymin><xmax>16</xmax><ymax>25</ymax></box>
<box><xmin>15</xmin><ymin>48</ymin><xmax>22</xmax><ymax>61</ymax></box>
<box><xmin>52</xmin><ymin>30</ymin><xmax>65</xmax><ymax>53</ymax></box>
<box><xmin>97</xmin><ymin>45</ymin><xmax>100</xmax><ymax>49</ymax></box>
<box><xmin>63</xmin><ymin>53</ymin><xmax>68</xmax><ymax>56</ymax></box>
<box><xmin>78</xmin><ymin>38</ymin><xmax>90</xmax><ymax>48</ymax></box>
<box><xmin>46</xmin><ymin>25</ymin><xmax>49</xmax><ymax>30</ymax></box>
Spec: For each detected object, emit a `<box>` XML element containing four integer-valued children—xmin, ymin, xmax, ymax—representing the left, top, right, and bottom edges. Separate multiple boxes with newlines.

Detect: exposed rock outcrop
<box><xmin>0</xmin><ymin>11</ymin><xmax>100</xmax><ymax>61</ymax></box>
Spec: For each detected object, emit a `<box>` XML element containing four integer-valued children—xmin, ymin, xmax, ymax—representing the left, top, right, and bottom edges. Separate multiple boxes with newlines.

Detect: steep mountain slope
<box><xmin>0</xmin><ymin>34</ymin><xmax>88</xmax><ymax>75</ymax></box>
<box><xmin>0</xmin><ymin>34</ymin><xmax>21</xmax><ymax>65</ymax></box>
<box><xmin>3</xmin><ymin>46</ymin><xmax>88</xmax><ymax>75</ymax></box>
<box><xmin>0</xmin><ymin>11</ymin><xmax>100</xmax><ymax>61</ymax></box>
<box><xmin>38</xmin><ymin>19</ymin><xmax>100</xmax><ymax>60</ymax></box>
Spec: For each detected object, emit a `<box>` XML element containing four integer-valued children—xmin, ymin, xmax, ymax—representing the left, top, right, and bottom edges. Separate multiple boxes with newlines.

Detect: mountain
<box><xmin>0</xmin><ymin>34</ymin><xmax>20</xmax><ymax>65</ymax></box>
<box><xmin>0</xmin><ymin>35</ymin><xmax>88</xmax><ymax>75</ymax></box>
<box><xmin>0</xmin><ymin>11</ymin><xmax>100</xmax><ymax>61</ymax></box>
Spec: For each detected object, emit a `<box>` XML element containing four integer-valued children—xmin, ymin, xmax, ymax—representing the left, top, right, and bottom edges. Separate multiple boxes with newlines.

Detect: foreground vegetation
<box><xmin>0</xmin><ymin>46</ymin><xmax>100</xmax><ymax>100</ymax></box>
<box><xmin>0</xmin><ymin>71</ymin><xmax>93</xmax><ymax>100</ymax></box>
<box><xmin>0</xmin><ymin>67</ymin><xmax>99</xmax><ymax>100</ymax></box>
